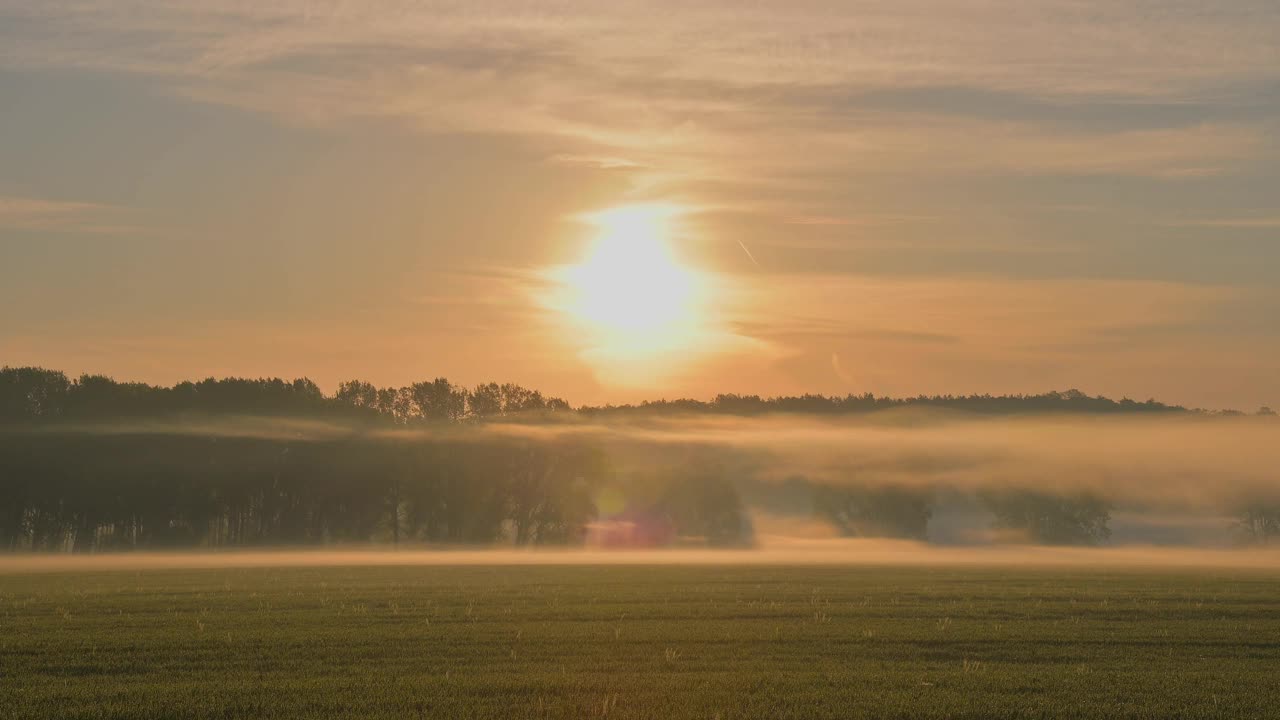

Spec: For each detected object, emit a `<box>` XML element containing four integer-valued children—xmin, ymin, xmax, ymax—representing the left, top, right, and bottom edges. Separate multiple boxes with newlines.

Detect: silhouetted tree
<box><xmin>406</xmin><ymin>378</ymin><xmax>467</xmax><ymax>422</ymax></box>
<box><xmin>660</xmin><ymin>462</ymin><xmax>751</xmax><ymax>547</ymax></box>
<box><xmin>981</xmin><ymin>490</ymin><xmax>1111</xmax><ymax>546</ymax></box>
<box><xmin>467</xmin><ymin>383</ymin><xmax>503</xmax><ymax>419</ymax></box>
<box><xmin>0</xmin><ymin>367</ymin><xmax>71</xmax><ymax>420</ymax></box>
<box><xmin>814</xmin><ymin>485</ymin><xmax>934</xmax><ymax>540</ymax></box>
<box><xmin>1234</xmin><ymin>503</ymin><xmax>1280</xmax><ymax>545</ymax></box>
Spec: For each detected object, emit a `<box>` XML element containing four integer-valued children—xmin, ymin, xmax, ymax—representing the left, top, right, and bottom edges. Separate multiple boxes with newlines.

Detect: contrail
<box><xmin>736</xmin><ymin>239</ymin><xmax>759</xmax><ymax>266</ymax></box>
<box><xmin>831</xmin><ymin>352</ymin><xmax>854</xmax><ymax>384</ymax></box>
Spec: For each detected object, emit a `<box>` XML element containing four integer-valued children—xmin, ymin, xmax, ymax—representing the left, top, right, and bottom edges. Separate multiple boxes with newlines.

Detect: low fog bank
<box><xmin>3</xmin><ymin>410</ymin><xmax>1278</xmax><ymax>553</ymax></box>
<box><xmin>521</xmin><ymin>412</ymin><xmax>1280</xmax><ymax>547</ymax></box>
<box><xmin>3</xmin><ymin>543</ymin><xmax>1280</xmax><ymax>576</ymax></box>
<box><xmin>492</xmin><ymin>411</ymin><xmax>1280</xmax><ymax>506</ymax></box>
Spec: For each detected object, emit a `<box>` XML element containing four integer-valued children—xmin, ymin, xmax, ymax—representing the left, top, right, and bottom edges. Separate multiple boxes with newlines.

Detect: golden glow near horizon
<box><xmin>550</xmin><ymin>204</ymin><xmax>714</xmax><ymax>385</ymax></box>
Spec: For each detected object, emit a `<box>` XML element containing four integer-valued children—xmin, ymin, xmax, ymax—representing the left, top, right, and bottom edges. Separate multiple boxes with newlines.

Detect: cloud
<box><xmin>8</xmin><ymin>1</ymin><xmax>1279</xmax><ymax>93</ymax></box>
<box><xmin>0</xmin><ymin>196</ymin><xmax>138</xmax><ymax>235</ymax></box>
<box><xmin>725</xmin><ymin>274</ymin><xmax>1242</xmax><ymax>348</ymax></box>
<box><xmin>3</xmin><ymin>0</ymin><xmax>1276</xmax><ymax>194</ymax></box>
<box><xmin>1159</xmin><ymin>217</ymin><xmax>1280</xmax><ymax>229</ymax></box>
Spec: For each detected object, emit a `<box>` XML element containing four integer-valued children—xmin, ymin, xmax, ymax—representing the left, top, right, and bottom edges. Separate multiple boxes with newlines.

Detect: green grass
<box><xmin>2</xmin><ymin>563</ymin><xmax>1278</xmax><ymax>719</ymax></box>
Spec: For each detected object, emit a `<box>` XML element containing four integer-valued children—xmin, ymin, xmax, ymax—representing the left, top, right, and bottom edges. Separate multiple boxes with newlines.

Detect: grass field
<box><xmin>2</xmin><ymin>562</ymin><xmax>1279</xmax><ymax>719</ymax></box>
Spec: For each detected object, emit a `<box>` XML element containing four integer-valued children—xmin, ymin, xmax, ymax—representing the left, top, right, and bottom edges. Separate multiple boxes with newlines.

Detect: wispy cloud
<box><xmin>1159</xmin><ymin>217</ymin><xmax>1280</xmax><ymax>229</ymax></box>
<box><xmin>0</xmin><ymin>196</ymin><xmax>139</xmax><ymax>235</ymax></box>
<box><xmin>3</xmin><ymin>0</ymin><xmax>1276</xmax><ymax>197</ymax></box>
<box><xmin>10</xmin><ymin>1</ymin><xmax>1277</xmax><ymax>94</ymax></box>
<box><xmin>733</xmin><ymin>275</ymin><xmax>1244</xmax><ymax>342</ymax></box>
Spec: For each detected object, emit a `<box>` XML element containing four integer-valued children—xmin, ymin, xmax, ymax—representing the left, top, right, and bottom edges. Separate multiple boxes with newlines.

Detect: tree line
<box><xmin>0</xmin><ymin>367</ymin><xmax>573</xmax><ymax>423</ymax></box>
<box><xmin>1</xmin><ymin>366</ymin><xmax>1276</xmax><ymax>551</ymax></box>
<box><xmin>14</xmin><ymin>366</ymin><xmax>1269</xmax><ymax>425</ymax></box>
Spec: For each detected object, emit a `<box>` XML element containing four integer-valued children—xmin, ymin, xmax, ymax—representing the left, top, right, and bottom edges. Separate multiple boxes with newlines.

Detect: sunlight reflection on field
<box><xmin>4</xmin><ymin>541</ymin><xmax>1279</xmax><ymax>574</ymax></box>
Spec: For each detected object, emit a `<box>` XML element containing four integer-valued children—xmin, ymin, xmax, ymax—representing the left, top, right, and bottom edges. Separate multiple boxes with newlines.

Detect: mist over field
<box><xmin>486</xmin><ymin>410</ymin><xmax>1280</xmax><ymax>504</ymax></box>
<box><xmin>5</xmin><ymin>375</ymin><xmax>1277</xmax><ymax>553</ymax></box>
<box><xmin>5</xmin><ymin>543</ymin><xmax>1280</xmax><ymax>577</ymax></box>
<box><xmin>38</xmin><ymin>407</ymin><xmax>1280</xmax><ymax>507</ymax></box>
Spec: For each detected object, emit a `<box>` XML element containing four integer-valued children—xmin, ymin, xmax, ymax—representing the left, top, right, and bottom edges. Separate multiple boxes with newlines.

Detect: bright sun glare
<box><xmin>552</xmin><ymin>204</ymin><xmax>710</xmax><ymax>379</ymax></box>
<box><xmin>563</xmin><ymin>205</ymin><xmax>696</xmax><ymax>333</ymax></box>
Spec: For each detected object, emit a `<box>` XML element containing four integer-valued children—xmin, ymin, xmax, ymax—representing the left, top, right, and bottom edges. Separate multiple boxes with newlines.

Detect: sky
<box><xmin>1</xmin><ymin>0</ymin><xmax>1278</xmax><ymax>410</ymax></box>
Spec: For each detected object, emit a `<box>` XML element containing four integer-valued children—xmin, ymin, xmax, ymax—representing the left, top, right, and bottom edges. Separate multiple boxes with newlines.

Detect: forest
<box><xmin>1</xmin><ymin>366</ymin><xmax>1274</xmax><ymax>552</ymax></box>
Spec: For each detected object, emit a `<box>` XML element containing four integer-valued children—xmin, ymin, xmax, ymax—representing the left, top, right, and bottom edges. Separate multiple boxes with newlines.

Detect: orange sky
<box><xmin>2</xmin><ymin>1</ymin><xmax>1279</xmax><ymax>410</ymax></box>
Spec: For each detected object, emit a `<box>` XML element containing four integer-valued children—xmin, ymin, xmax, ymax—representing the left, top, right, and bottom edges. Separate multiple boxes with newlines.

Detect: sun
<box><xmin>550</xmin><ymin>204</ymin><xmax>708</xmax><ymax>376</ymax></box>
<box><xmin>562</xmin><ymin>205</ymin><xmax>697</xmax><ymax>333</ymax></box>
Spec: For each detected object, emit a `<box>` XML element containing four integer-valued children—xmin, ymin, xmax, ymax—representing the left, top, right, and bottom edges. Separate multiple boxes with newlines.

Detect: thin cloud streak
<box><xmin>0</xmin><ymin>196</ymin><xmax>140</xmax><ymax>235</ymax></box>
<box><xmin>1160</xmin><ymin>217</ymin><xmax>1280</xmax><ymax>229</ymax></box>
